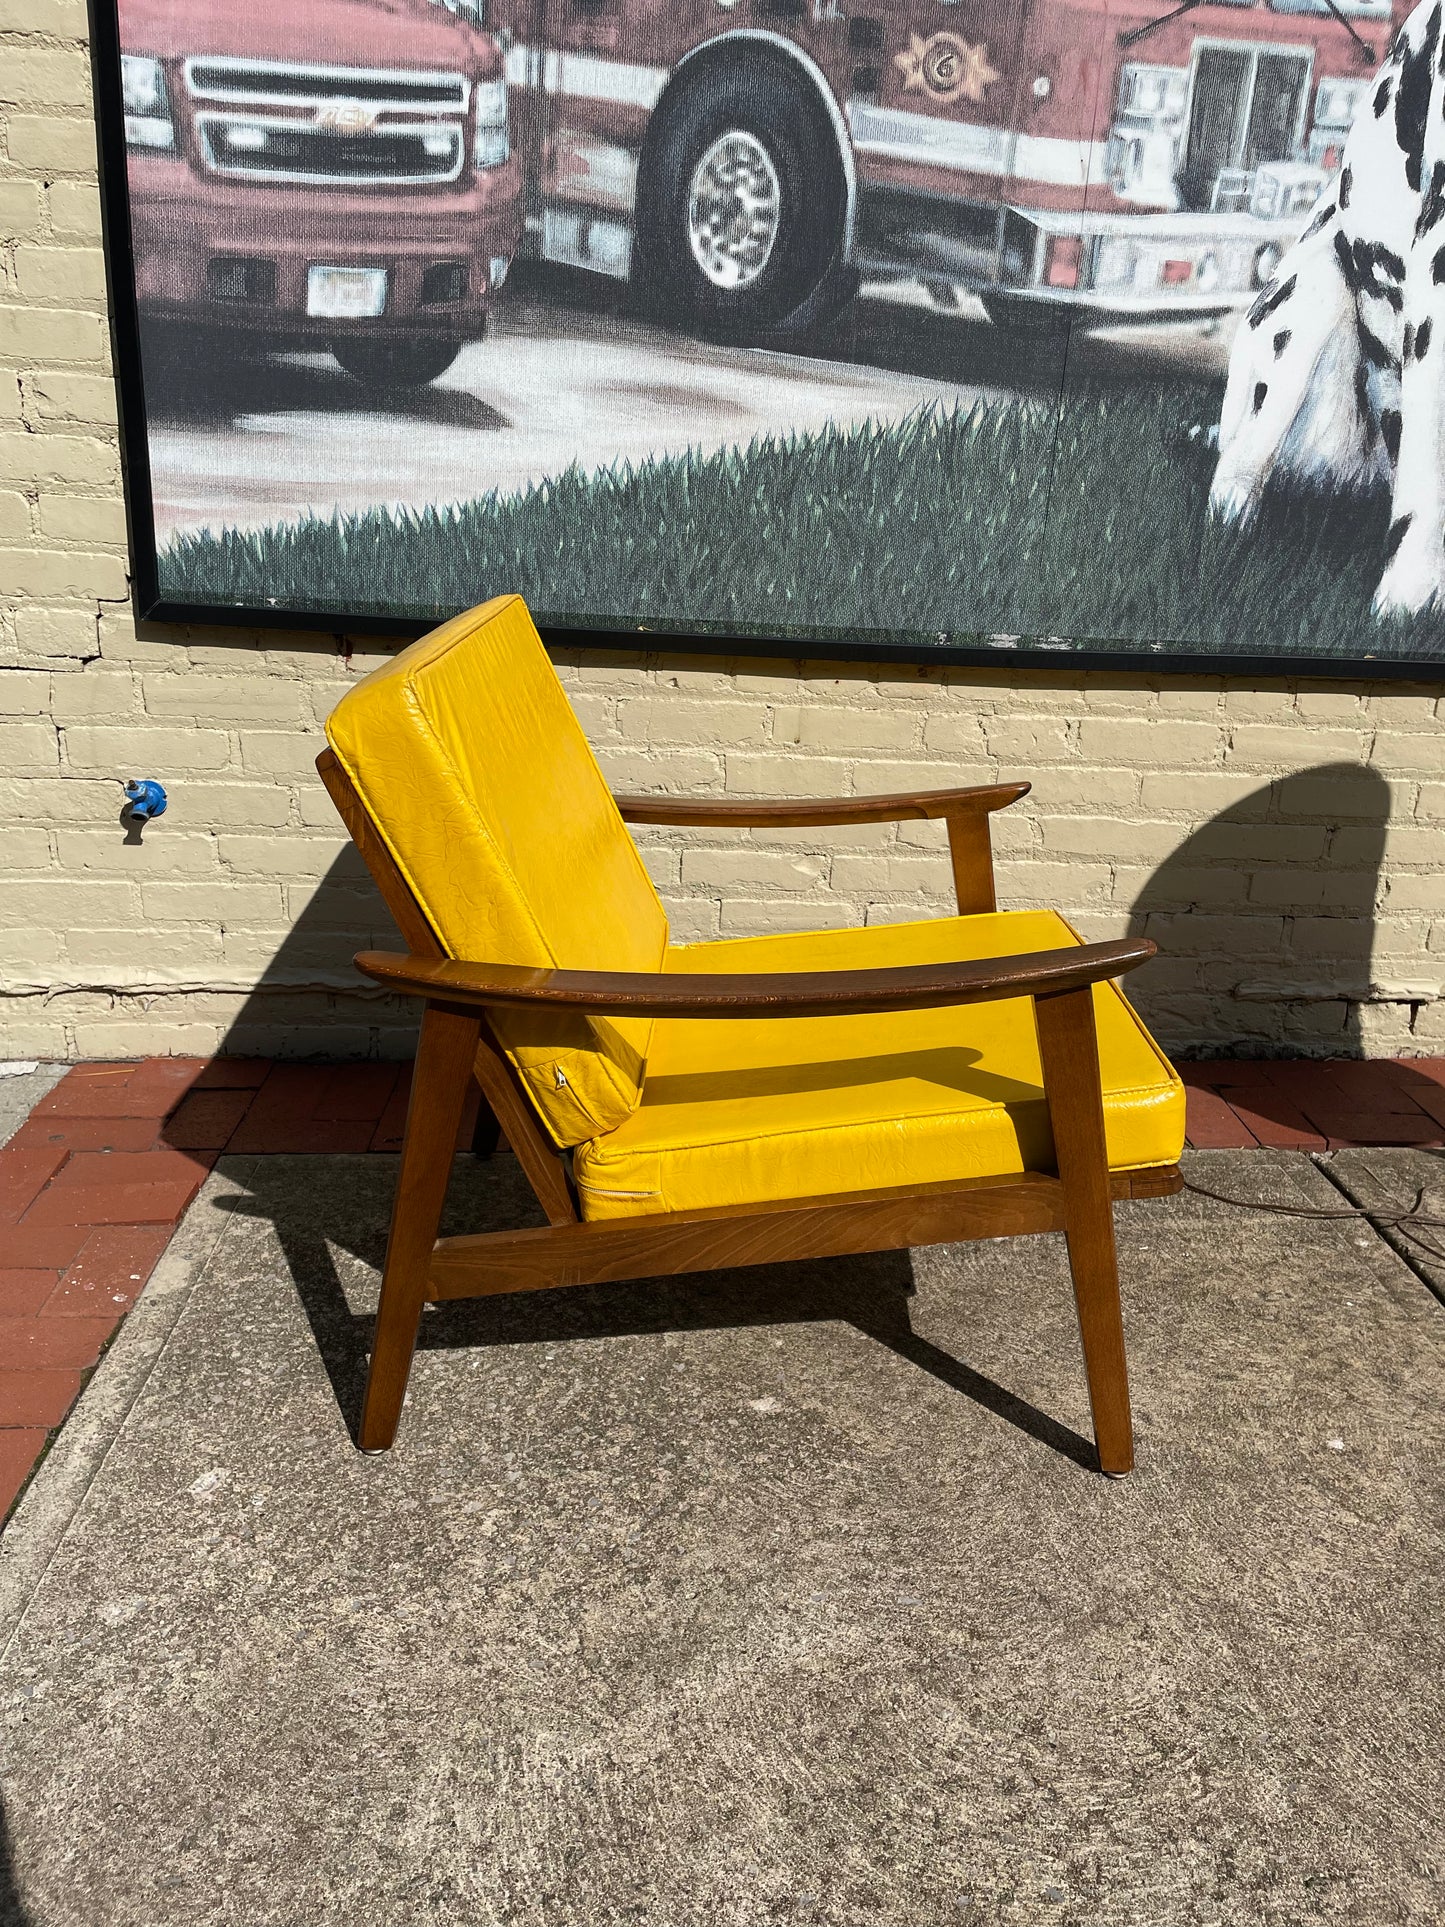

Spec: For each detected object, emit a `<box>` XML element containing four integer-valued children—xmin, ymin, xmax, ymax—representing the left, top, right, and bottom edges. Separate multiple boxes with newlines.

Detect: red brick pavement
<box><xmin>3</xmin><ymin>1050</ymin><xmax>1445</xmax><ymax>1526</ymax></box>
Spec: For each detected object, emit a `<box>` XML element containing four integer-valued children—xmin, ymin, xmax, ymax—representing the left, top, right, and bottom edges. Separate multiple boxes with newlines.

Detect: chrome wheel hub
<box><xmin>686</xmin><ymin>129</ymin><xmax>782</xmax><ymax>290</ymax></box>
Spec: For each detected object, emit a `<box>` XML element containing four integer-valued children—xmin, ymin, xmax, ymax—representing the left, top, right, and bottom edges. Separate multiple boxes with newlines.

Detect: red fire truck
<box><xmin>118</xmin><ymin>0</ymin><xmax>523</xmax><ymax>386</ymax></box>
<box><xmin>490</xmin><ymin>0</ymin><xmax>1409</xmax><ymax>337</ymax></box>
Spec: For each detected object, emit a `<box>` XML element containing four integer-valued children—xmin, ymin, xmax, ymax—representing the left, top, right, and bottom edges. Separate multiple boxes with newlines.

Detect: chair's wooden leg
<box><xmin>360</xmin><ymin>1001</ymin><xmax>481</xmax><ymax>1452</ymax></box>
<box><xmin>1034</xmin><ymin>985</ymin><xmax>1134</xmax><ymax>1477</ymax></box>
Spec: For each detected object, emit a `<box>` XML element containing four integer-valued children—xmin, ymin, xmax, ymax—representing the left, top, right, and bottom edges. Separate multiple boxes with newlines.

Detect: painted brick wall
<box><xmin>4</xmin><ymin>5</ymin><xmax>1445</xmax><ymax>1063</ymax></box>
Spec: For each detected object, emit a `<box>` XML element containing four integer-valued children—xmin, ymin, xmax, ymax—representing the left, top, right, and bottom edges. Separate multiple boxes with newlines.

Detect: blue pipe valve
<box><xmin>124</xmin><ymin>778</ymin><xmax>168</xmax><ymax>822</ymax></box>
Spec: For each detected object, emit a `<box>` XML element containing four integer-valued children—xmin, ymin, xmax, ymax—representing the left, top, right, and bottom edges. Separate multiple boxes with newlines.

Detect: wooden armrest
<box><xmin>613</xmin><ymin>782</ymin><xmax>1030</xmax><ymax>828</ymax></box>
<box><xmin>355</xmin><ymin>937</ymin><xmax>1154</xmax><ymax>1019</ymax></box>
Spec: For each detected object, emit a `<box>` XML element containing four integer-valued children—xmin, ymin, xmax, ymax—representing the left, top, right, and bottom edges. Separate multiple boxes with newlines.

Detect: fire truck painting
<box><xmin>104</xmin><ymin>0</ymin><xmax>1445</xmax><ymax>666</ymax></box>
<box><xmin>495</xmin><ymin>0</ymin><xmax>1399</xmax><ymax>337</ymax></box>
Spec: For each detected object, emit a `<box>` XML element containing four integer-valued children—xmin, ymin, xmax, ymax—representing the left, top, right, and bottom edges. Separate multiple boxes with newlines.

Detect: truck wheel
<box><xmin>331</xmin><ymin>335</ymin><xmax>464</xmax><ymax>388</ymax></box>
<box><xmin>636</xmin><ymin>62</ymin><xmax>849</xmax><ymax>340</ymax></box>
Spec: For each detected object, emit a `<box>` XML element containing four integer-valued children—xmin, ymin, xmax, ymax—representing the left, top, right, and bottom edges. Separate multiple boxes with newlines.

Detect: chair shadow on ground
<box><xmin>0</xmin><ymin>1800</ymin><xmax>33</xmax><ymax>1927</ymax></box>
<box><xmin>214</xmin><ymin>1157</ymin><xmax>1099</xmax><ymax>1471</ymax></box>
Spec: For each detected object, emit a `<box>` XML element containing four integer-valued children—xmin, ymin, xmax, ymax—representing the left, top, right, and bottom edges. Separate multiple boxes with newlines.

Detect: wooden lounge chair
<box><xmin>319</xmin><ymin>596</ymin><xmax>1185</xmax><ymax>1473</ymax></box>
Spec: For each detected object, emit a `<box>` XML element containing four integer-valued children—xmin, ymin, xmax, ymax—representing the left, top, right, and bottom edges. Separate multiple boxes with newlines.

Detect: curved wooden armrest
<box><xmin>613</xmin><ymin>781</ymin><xmax>1030</xmax><ymax>828</ymax></box>
<box><xmin>355</xmin><ymin>936</ymin><xmax>1154</xmax><ymax>1019</ymax></box>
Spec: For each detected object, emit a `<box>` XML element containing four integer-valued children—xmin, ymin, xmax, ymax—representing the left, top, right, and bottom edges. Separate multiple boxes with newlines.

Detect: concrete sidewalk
<box><xmin>0</xmin><ymin>1150</ymin><xmax>1441</xmax><ymax>1927</ymax></box>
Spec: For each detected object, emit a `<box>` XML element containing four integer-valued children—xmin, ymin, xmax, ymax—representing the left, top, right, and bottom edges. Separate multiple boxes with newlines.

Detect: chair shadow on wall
<box><xmin>1123</xmin><ymin>760</ymin><xmax>1392</xmax><ymax>1135</ymax></box>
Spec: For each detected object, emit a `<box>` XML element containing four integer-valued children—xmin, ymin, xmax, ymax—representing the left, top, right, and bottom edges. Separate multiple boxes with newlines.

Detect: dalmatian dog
<box><xmin>1210</xmin><ymin>0</ymin><xmax>1445</xmax><ymax>616</ymax></box>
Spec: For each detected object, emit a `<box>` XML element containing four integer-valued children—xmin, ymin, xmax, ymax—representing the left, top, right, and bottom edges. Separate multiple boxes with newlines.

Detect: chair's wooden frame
<box><xmin>318</xmin><ymin>750</ymin><xmax>1182</xmax><ymax>1474</ymax></box>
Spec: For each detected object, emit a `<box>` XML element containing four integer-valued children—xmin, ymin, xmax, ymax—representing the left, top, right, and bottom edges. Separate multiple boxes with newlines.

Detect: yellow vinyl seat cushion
<box><xmin>324</xmin><ymin>596</ymin><xmax>669</xmax><ymax>1146</ymax></box>
<box><xmin>572</xmin><ymin>911</ymin><xmax>1185</xmax><ymax>1221</ymax></box>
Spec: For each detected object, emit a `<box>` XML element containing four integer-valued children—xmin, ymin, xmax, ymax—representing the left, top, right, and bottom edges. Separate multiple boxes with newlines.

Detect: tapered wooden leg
<box><xmin>1034</xmin><ymin>985</ymin><xmax>1134</xmax><ymax>1476</ymax></box>
<box><xmin>360</xmin><ymin>1002</ymin><xmax>481</xmax><ymax>1451</ymax></box>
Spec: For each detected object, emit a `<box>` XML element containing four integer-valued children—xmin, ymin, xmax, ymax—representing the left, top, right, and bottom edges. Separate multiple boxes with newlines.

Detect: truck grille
<box><xmin>185</xmin><ymin>58</ymin><xmax>470</xmax><ymax>187</ymax></box>
<box><xmin>185</xmin><ymin>58</ymin><xmax>470</xmax><ymax>113</ymax></box>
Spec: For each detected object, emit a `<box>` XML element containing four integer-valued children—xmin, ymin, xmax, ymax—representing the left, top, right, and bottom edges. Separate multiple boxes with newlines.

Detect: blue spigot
<box><xmin>124</xmin><ymin>778</ymin><xmax>168</xmax><ymax>822</ymax></box>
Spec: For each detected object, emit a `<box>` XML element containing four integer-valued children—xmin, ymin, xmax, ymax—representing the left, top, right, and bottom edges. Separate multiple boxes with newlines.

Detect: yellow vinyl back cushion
<box><xmin>573</xmin><ymin>911</ymin><xmax>1185</xmax><ymax>1218</ymax></box>
<box><xmin>324</xmin><ymin>596</ymin><xmax>668</xmax><ymax>1145</ymax></box>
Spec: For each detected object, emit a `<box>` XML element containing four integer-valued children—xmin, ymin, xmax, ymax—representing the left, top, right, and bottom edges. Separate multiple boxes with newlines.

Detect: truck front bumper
<box><xmin>126</xmin><ymin>156</ymin><xmax>523</xmax><ymax>339</ymax></box>
<box><xmin>855</xmin><ymin>185</ymin><xmax>1310</xmax><ymax>318</ymax></box>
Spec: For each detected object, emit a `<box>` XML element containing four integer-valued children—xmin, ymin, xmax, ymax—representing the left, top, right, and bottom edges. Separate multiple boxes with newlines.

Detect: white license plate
<box><xmin>306</xmin><ymin>266</ymin><xmax>388</xmax><ymax>319</ymax></box>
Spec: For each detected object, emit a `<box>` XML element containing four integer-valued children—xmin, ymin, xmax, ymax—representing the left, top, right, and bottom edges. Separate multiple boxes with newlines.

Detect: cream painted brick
<box><xmin>1113</xmin><ymin>864</ymin><xmax>1249</xmax><ymax>910</ymax></box>
<box><xmin>1076</xmin><ymin>719</ymin><xmax>1222</xmax><ymax>766</ymax></box>
<box><xmin>979</xmin><ymin>715</ymin><xmax>1073</xmax><ymax>765</ymax></box>
<box><xmin>1331</xmin><ymin>824</ymin><xmax>1434</xmax><ymax>864</ymax></box>
<box><xmin>0</xmin><ymin>306</ymin><xmax>107</xmax><ymax>364</ymax></box>
<box><xmin>855</xmin><ymin>759</ymin><xmax>992</xmax><ymax>793</ymax></box>
<box><xmin>717</xmin><ymin>897</ymin><xmax>857</xmax><ymax>936</ymax></box>
<box><xmin>1226</xmin><ymin>724</ymin><xmax>1366</xmax><ymax>767</ymax></box>
<box><xmin>747</xmin><ymin>820</ymin><xmax>896</xmax><ymax>850</ymax></box>
<box><xmin>1363</xmin><ymin>693</ymin><xmax>1440</xmax><ymax>728</ymax></box>
<box><xmin>238</xmin><ymin>730</ymin><xmax>326</xmax><ymax>776</ymax></box>
<box><xmin>1294</xmin><ymin>690</ymin><xmax>1367</xmax><ymax>722</ymax></box>
<box><xmin>680</xmin><ymin>848</ymin><xmax>827</xmax><ymax>891</ymax></box>
<box><xmin>22</xmin><ymin>371</ymin><xmax>118</xmax><ymax>429</ymax></box>
<box><xmin>63</xmin><ymin>724</ymin><xmax>231</xmax><ymax>773</ymax></box>
<box><xmin>1038</xmin><ymin>817</ymin><xmax>1188</xmax><ymax>864</ymax></box>
<box><xmin>995</xmin><ymin>861</ymin><xmax>1114</xmax><ymax>905</ymax></box>
<box><xmin>1368</xmin><ymin>732</ymin><xmax>1445</xmax><ymax>772</ymax></box>
<box><xmin>0</xmin><ymin>926</ymin><xmax>64</xmax><ymax>972</ymax></box>
<box><xmin>64</xmin><ymin>927</ymin><xmax>225</xmax><ymax>972</ymax></box>
<box><xmin>47</xmin><ymin>669</ymin><xmax>141</xmax><ymax>723</ymax></box>
<box><xmin>0</xmin><ymin>372</ymin><xmax>20</xmax><ymax>424</ymax></box>
<box><xmin>175</xmin><ymin>785</ymin><xmax>294</xmax><ymax>830</ymax></box>
<box><xmin>1279</xmin><ymin>772</ymin><xmax>1403</xmax><ymax>819</ymax></box>
<box><xmin>145</xmin><ymin>674</ymin><xmax>308</xmax><ymax>727</ymax></box>
<box><xmin>68</xmin><ymin>1021</ymin><xmax>227</xmax><ymax>1060</ymax></box>
<box><xmin>637</xmin><ymin>845</ymin><xmax>680</xmax><ymax>890</ymax></box>
<box><xmin>96</xmin><ymin>613</ymin><xmax>172</xmax><ymax>663</ymax></box>
<box><xmin>1248</xmin><ymin>870</ymin><xmax>1378</xmax><ymax>911</ymax></box>
<box><xmin>15</xmin><ymin>248</ymin><xmax>108</xmax><ymax>308</ymax></box>
<box><xmin>16</xmin><ymin>604</ymin><xmax>97</xmax><ymax>660</ymax></box>
<box><xmin>43</xmin><ymin>181</ymin><xmax>103</xmax><ymax>242</ymax></box>
<box><xmin>0</xmin><ymin>183</ymin><xmax>46</xmax><ymax>247</ymax></box>
<box><xmin>0</xmin><ymin>775</ymin><xmax>118</xmax><ymax>823</ymax></box>
<box><xmin>4</xmin><ymin>114</ymin><xmax>98</xmax><ymax>173</ymax></box>
<box><xmin>0</xmin><ymin>433</ymin><xmax>119</xmax><ymax>489</ymax></box>
<box><xmin>1026</xmin><ymin>770</ymin><xmax>1140</xmax><ymax>813</ymax></box>
<box><xmin>8</xmin><ymin>878</ymin><xmax>135</xmax><ymax>924</ymax></box>
<box><xmin>0</xmin><ymin>721</ymin><xmax>59</xmax><ymax>770</ymax></box>
<box><xmin>723</xmin><ymin>753</ymin><xmax>849</xmax><ymax>796</ymax></box>
<box><xmin>296</xmin><ymin>787</ymin><xmax>352</xmax><ymax>830</ymax></box>
<box><xmin>789</xmin><ymin>706</ymin><xmax>919</xmax><ymax>754</ymax></box>
<box><xmin>1384</xmin><ymin>873</ymin><xmax>1445</xmax><ymax>912</ymax></box>
<box><xmin>1188</xmin><ymin>822</ymin><xmax>1329</xmax><ymax>863</ymax></box>
<box><xmin>218</xmin><ymin>835</ymin><xmax>348</xmax><ymax>878</ymax></box>
<box><xmin>659</xmin><ymin>898</ymin><xmax>721</xmax><ymax>943</ymax></box>
<box><xmin>894</xmin><ymin>818</ymin><xmax>947</xmax><ymax>849</ymax></box>
<box><xmin>36</xmin><ymin>494</ymin><xmax>129</xmax><ymax>546</ymax></box>
<box><xmin>142</xmin><ymin>881</ymin><xmax>286</xmax><ymax>924</ymax></box>
<box><xmin>619</xmin><ymin>698</ymin><xmax>769</xmax><ymax>748</ymax></box>
<box><xmin>830</xmin><ymin>853</ymin><xmax>954</xmax><ymax>897</ymax></box>
<box><xmin>55</xmin><ymin>829</ymin><xmax>217</xmax><ymax>876</ymax></box>
<box><xmin>0</xmin><ymin>670</ymin><xmax>49</xmax><ymax>714</ymax></box>
<box><xmin>7</xmin><ymin>828</ymin><xmax>53</xmax><ymax>871</ymax></box>
<box><xmin>1138</xmin><ymin>772</ymin><xmax>1271</xmax><ymax>816</ymax></box>
<box><xmin>1221</xmin><ymin>684</ymin><xmax>1299</xmax><ymax>720</ymax></box>
<box><xmin>0</xmin><ymin>490</ymin><xmax>32</xmax><ymax>542</ymax></box>
<box><xmin>0</xmin><ymin>49</ymin><xmax>93</xmax><ymax>110</ymax></box>
<box><xmin>1</xmin><ymin>546</ymin><xmax>126</xmax><ymax>600</ymax></box>
<box><xmin>918</xmin><ymin>713</ymin><xmax>990</xmax><ymax>758</ymax></box>
<box><xmin>0</xmin><ymin>1012</ymin><xmax>69</xmax><ymax>1055</ymax></box>
<box><xmin>589</xmin><ymin>749</ymin><xmax>725</xmax><ymax>794</ymax></box>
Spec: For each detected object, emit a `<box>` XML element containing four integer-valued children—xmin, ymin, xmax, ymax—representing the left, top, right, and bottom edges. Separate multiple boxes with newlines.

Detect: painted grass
<box><xmin>157</xmin><ymin>381</ymin><xmax>1445</xmax><ymax>662</ymax></box>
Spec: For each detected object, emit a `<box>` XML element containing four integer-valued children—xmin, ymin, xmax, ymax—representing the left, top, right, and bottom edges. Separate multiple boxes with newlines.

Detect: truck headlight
<box><xmin>473</xmin><ymin>78</ymin><xmax>509</xmax><ymax>169</ymax></box>
<box><xmin>122</xmin><ymin>54</ymin><xmax>175</xmax><ymax>150</ymax></box>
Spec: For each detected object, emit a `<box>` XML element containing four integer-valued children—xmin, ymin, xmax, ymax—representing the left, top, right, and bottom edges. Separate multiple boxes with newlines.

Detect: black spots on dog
<box><xmin>1273</xmin><ymin>328</ymin><xmax>1292</xmax><ymax>358</ymax></box>
<box><xmin>1417</xmin><ymin>161</ymin><xmax>1445</xmax><ymax>238</ymax></box>
<box><xmin>1418</xmin><ymin>315</ymin><xmax>1433</xmax><ymax>359</ymax></box>
<box><xmin>1376</xmin><ymin>75</ymin><xmax>1394</xmax><ymax>116</ymax></box>
<box><xmin>1336</xmin><ymin>231</ymin><xmax>1406</xmax><ymax>309</ymax></box>
<box><xmin>1434</xmin><ymin>244</ymin><xmax>1445</xmax><ymax>284</ymax></box>
<box><xmin>1395</xmin><ymin>2</ymin><xmax>1441</xmax><ymax>191</ymax></box>
<box><xmin>1386</xmin><ymin>513</ymin><xmax>1414</xmax><ymax>561</ymax></box>
<box><xmin>1248</xmin><ymin>273</ymin><xmax>1296</xmax><ymax>328</ymax></box>
<box><xmin>1356</xmin><ymin>361</ymin><xmax>1375</xmax><ymax>433</ymax></box>
<box><xmin>1358</xmin><ymin>314</ymin><xmax>1401</xmax><ymax>372</ymax></box>
<box><xmin>1339</xmin><ymin>165</ymin><xmax>1353</xmax><ymax>208</ymax></box>
<box><xmin>1382</xmin><ymin>409</ymin><xmax>1404</xmax><ymax>463</ymax></box>
<box><xmin>1252</xmin><ymin>381</ymin><xmax>1268</xmax><ymax>415</ymax></box>
<box><xmin>1405</xmin><ymin>319</ymin><xmax>1416</xmax><ymax>360</ymax></box>
<box><xmin>1303</xmin><ymin>200</ymin><xmax>1337</xmax><ymax>242</ymax></box>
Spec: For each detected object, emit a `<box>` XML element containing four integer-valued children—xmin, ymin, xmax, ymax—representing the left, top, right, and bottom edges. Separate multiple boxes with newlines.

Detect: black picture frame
<box><xmin>87</xmin><ymin>0</ymin><xmax>1445</xmax><ymax>683</ymax></box>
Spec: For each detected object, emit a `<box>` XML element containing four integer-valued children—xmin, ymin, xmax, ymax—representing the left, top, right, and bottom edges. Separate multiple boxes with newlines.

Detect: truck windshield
<box><xmin>1119</xmin><ymin>0</ymin><xmax>1377</xmax><ymax>66</ymax></box>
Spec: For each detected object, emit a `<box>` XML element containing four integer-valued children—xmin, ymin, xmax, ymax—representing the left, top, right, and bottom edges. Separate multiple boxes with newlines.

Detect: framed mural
<box><xmin>93</xmin><ymin>0</ymin><xmax>1445</xmax><ymax>674</ymax></box>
